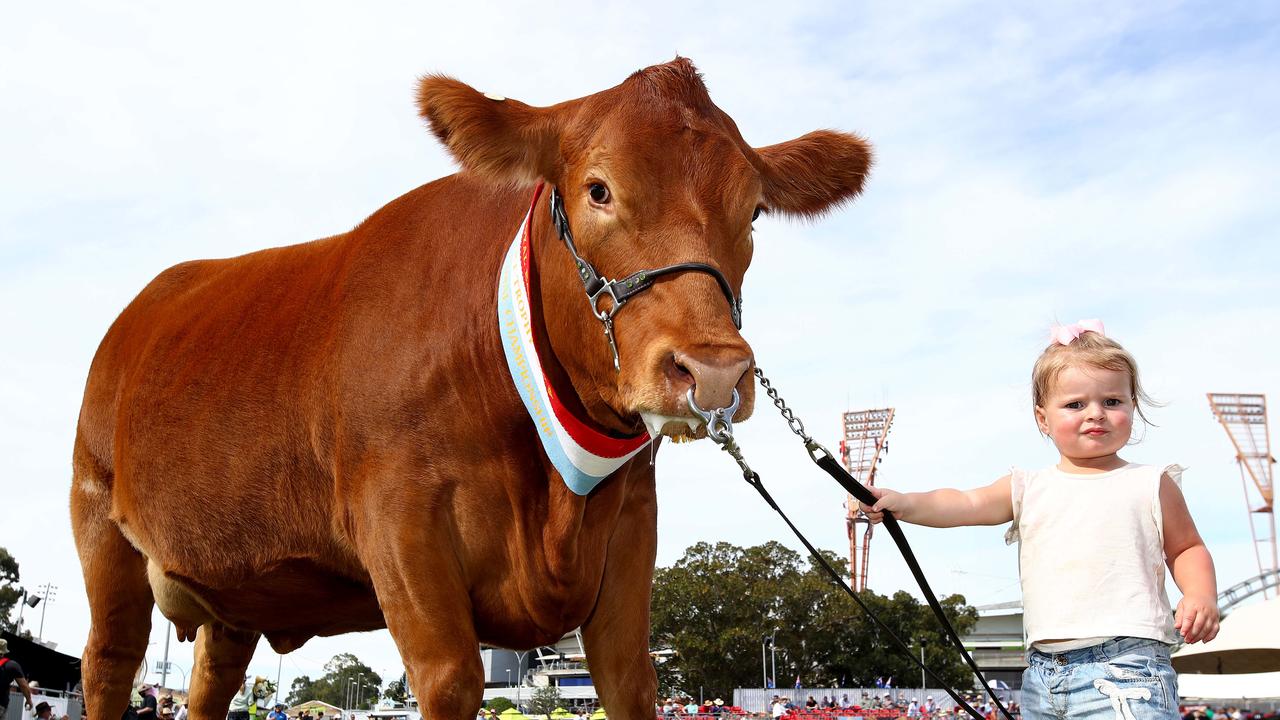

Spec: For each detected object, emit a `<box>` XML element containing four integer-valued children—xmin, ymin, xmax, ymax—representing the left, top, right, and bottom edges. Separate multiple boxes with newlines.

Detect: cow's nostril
<box><xmin>668</xmin><ymin>355</ymin><xmax>695</xmax><ymax>384</ymax></box>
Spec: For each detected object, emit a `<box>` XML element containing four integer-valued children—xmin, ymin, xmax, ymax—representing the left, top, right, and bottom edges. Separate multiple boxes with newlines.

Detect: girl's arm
<box><xmin>1161</xmin><ymin>472</ymin><xmax>1220</xmax><ymax>644</ymax></box>
<box><xmin>858</xmin><ymin>475</ymin><xmax>1013</xmax><ymax>528</ymax></box>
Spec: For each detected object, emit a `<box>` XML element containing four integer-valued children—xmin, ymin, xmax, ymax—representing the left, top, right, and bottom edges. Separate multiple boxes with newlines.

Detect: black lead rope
<box><xmin>809</xmin><ymin>454</ymin><xmax>1015</xmax><ymax>720</ymax></box>
<box><xmin>693</xmin><ymin>372</ymin><xmax>1015</xmax><ymax>720</ymax></box>
<box><xmin>740</xmin><ymin>471</ymin><xmax>998</xmax><ymax>720</ymax></box>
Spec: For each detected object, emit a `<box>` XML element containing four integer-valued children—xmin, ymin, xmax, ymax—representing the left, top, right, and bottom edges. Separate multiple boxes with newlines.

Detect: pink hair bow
<box><xmin>1050</xmin><ymin>318</ymin><xmax>1105</xmax><ymax>345</ymax></box>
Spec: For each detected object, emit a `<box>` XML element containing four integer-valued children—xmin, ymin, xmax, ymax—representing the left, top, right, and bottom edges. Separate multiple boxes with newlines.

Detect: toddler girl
<box><xmin>860</xmin><ymin>321</ymin><xmax>1219</xmax><ymax>720</ymax></box>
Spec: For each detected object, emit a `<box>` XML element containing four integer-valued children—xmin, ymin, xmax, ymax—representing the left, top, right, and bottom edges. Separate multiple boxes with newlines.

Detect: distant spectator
<box><xmin>34</xmin><ymin>701</ymin><xmax>54</xmax><ymax>720</ymax></box>
<box><xmin>805</xmin><ymin>696</ymin><xmax>818</xmax><ymax>709</ymax></box>
<box><xmin>137</xmin><ymin>684</ymin><xmax>158</xmax><ymax>720</ymax></box>
<box><xmin>0</xmin><ymin>639</ymin><xmax>34</xmax><ymax>714</ymax></box>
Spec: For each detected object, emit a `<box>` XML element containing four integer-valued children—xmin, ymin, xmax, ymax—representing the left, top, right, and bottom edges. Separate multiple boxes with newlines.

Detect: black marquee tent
<box><xmin>0</xmin><ymin>631</ymin><xmax>81</xmax><ymax>693</ymax></box>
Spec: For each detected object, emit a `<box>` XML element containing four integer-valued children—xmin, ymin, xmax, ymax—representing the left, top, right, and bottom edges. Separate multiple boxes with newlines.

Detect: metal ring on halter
<box><xmin>686</xmin><ymin>388</ymin><xmax>741</xmax><ymax>443</ymax></box>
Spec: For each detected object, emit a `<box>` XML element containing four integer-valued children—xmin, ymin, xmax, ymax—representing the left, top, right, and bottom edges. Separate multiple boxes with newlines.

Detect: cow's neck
<box><xmin>496</xmin><ymin>189</ymin><xmax>652</xmax><ymax>496</ymax></box>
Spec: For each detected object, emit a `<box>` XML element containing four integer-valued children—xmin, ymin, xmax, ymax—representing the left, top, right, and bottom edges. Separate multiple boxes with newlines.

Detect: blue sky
<box><xmin>2</xmin><ymin>0</ymin><xmax>1278</xmax><ymax>699</ymax></box>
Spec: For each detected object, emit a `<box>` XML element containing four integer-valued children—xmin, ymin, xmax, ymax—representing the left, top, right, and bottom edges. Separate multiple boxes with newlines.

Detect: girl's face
<box><xmin>1035</xmin><ymin>363</ymin><xmax>1134</xmax><ymax>468</ymax></box>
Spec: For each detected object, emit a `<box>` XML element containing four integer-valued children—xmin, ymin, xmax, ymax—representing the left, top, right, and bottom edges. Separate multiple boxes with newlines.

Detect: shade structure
<box><xmin>1177</xmin><ymin>671</ymin><xmax>1280</xmax><ymax>700</ymax></box>
<box><xmin>590</xmin><ymin>709</ymin><xmax>608</xmax><ymax>720</ymax></box>
<box><xmin>549</xmin><ymin>709</ymin><xmax>575</xmax><ymax>719</ymax></box>
<box><xmin>1172</xmin><ymin>598</ymin><xmax>1280</xmax><ymax>674</ymax></box>
<box><xmin>500</xmin><ymin>708</ymin><xmax>530</xmax><ymax>720</ymax></box>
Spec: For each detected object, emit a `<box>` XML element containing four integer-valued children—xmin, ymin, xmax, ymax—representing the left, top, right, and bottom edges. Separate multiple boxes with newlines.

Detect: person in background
<box><xmin>227</xmin><ymin>678</ymin><xmax>255</xmax><ymax>720</ymax></box>
<box><xmin>137</xmin><ymin>685</ymin><xmax>158</xmax><ymax>720</ymax></box>
<box><xmin>0</xmin><ymin>639</ymin><xmax>34</xmax><ymax>715</ymax></box>
<box><xmin>34</xmin><ymin>700</ymin><xmax>55</xmax><ymax>720</ymax></box>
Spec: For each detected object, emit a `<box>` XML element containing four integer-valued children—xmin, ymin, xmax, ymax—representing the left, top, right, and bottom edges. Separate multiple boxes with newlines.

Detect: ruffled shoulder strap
<box><xmin>1153</xmin><ymin>463</ymin><xmax>1185</xmax><ymax>553</ymax></box>
<box><xmin>1004</xmin><ymin>467</ymin><xmax>1028</xmax><ymax>545</ymax></box>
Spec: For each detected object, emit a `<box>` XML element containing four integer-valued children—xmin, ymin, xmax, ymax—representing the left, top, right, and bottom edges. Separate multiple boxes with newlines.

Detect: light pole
<box><xmin>13</xmin><ymin>590</ymin><xmax>41</xmax><ymax>634</ymax></box>
<box><xmin>161</xmin><ymin>622</ymin><xmax>172</xmax><ymax>691</ymax></box>
<box><xmin>356</xmin><ymin>673</ymin><xmax>365</xmax><ymax>709</ymax></box>
<box><xmin>36</xmin><ymin>583</ymin><xmax>57</xmax><ymax>643</ymax></box>
<box><xmin>761</xmin><ymin>634</ymin><xmax>770</xmax><ymax>688</ymax></box>
<box><xmin>770</xmin><ymin>628</ymin><xmax>779</xmax><ymax>689</ymax></box>
<box><xmin>506</xmin><ymin>669</ymin><xmax>511</xmax><ymax>687</ymax></box>
<box><xmin>274</xmin><ymin>655</ymin><xmax>283</xmax><ymax>707</ymax></box>
<box><xmin>919</xmin><ymin>637</ymin><xmax>928</xmax><ymax>690</ymax></box>
<box><xmin>172</xmin><ymin>664</ymin><xmax>187</xmax><ymax>694</ymax></box>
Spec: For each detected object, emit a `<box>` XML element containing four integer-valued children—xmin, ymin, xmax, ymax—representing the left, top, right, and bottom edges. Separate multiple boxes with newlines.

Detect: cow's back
<box><xmin>76</xmin><ymin>175</ymin><xmax>526</xmax><ymax>595</ymax></box>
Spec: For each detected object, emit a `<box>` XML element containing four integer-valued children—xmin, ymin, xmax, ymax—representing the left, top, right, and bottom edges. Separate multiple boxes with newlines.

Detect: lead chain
<box><xmin>754</xmin><ymin>367</ymin><xmax>812</xmax><ymax>444</ymax></box>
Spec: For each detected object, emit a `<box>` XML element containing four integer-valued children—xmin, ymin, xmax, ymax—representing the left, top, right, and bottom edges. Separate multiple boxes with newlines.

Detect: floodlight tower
<box><xmin>1207</xmin><ymin>393</ymin><xmax>1276</xmax><ymax>598</ymax></box>
<box><xmin>840</xmin><ymin>408</ymin><xmax>895</xmax><ymax>592</ymax></box>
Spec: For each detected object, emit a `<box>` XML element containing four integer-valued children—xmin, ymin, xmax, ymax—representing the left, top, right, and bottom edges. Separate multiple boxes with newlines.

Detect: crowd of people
<box><xmin>764</xmin><ymin>693</ymin><xmax>1016</xmax><ymax>720</ymax></box>
<box><xmin>660</xmin><ymin>697</ymin><xmax>738</xmax><ymax>716</ymax></box>
<box><xmin>1180</xmin><ymin>706</ymin><xmax>1280</xmax><ymax>720</ymax></box>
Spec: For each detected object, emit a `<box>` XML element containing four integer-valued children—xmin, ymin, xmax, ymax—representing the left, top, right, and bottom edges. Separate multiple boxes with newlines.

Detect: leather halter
<box><xmin>548</xmin><ymin>185</ymin><xmax>743</xmax><ymax>370</ymax></box>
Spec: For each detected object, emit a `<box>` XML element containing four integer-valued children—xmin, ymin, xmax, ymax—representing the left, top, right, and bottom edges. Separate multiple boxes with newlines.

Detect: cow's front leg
<box><xmin>581</xmin><ymin>473</ymin><xmax>659</xmax><ymax>720</ymax></box>
<box><xmin>188</xmin><ymin>622</ymin><xmax>260</xmax><ymax>720</ymax></box>
<box><xmin>362</xmin><ymin>529</ymin><xmax>484</xmax><ymax>719</ymax></box>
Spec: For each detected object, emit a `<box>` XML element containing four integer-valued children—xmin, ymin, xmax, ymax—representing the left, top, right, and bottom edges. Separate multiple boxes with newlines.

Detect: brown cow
<box><xmin>70</xmin><ymin>58</ymin><xmax>870</xmax><ymax>720</ymax></box>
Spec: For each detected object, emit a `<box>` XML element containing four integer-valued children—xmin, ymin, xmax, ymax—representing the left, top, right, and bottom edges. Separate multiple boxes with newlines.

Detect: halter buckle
<box><xmin>587</xmin><ymin>280</ymin><xmax>627</xmax><ymax>323</ymax></box>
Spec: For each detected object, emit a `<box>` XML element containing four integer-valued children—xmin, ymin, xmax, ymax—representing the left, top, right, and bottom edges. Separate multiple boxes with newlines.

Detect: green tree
<box><xmin>382</xmin><ymin>672</ymin><xmax>408</xmax><ymax>704</ymax></box>
<box><xmin>485</xmin><ymin>697</ymin><xmax>516</xmax><ymax>713</ymax></box>
<box><xmin>651</xmin><ymin>542</ymin><xmax>980</xmax><ymax>697</ymax></box>
<box><xmin>286</xmin><ymin>655</ymin><xmax>383</xmax><ymax>708</ymax></box>
<box><xmin>0</xmin><ymin>547</ymin><xmax>22</xmax><ymax>631</ymax></box>
<box><xmin>651</xmin><ymin>541</ymin><xmax>805</xmax><ymax>698</ymax></box>
<box><xmin>286</xmin><ymin>676</ymin><xmax>318</xmax><ymax>706</ymax></box>
<box><xmin>526</xmin><ymin>685</ymin><xmax>563</xmax><ymax>717</ymax></box>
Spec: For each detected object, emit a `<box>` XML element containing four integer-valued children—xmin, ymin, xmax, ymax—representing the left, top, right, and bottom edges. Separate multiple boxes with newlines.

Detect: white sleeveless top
<box><xmin>1004</xmin><ymin>462</ymin><xmax>1181</xmax><ymax>649</ymax></box>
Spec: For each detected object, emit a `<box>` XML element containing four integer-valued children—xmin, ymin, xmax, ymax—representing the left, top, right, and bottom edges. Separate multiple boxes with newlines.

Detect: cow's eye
<box><xmin>588</xmin><ymin>183</ymin><xmax>611</xmax><ymax>204</ymax></box>
<box><xmin>752</xmin><ymin>206</ymin><xmax>763</xmax><ymax>221</ymax></box>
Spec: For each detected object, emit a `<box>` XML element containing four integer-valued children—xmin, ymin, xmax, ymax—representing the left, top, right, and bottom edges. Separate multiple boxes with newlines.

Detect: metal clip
<box><xmin>687</xmin><ymin>388</ymin><xmax>740</xmax><ymax>444</ymax></box>
<box><xmin>601</xmin><ymin>316</ymin><xmax>620</xmax><ymax>372</ymax></box>
<box><xmin>805</xmin><ymin>439</ymin><xmax>835</xmax><ymax>464</ymax></box>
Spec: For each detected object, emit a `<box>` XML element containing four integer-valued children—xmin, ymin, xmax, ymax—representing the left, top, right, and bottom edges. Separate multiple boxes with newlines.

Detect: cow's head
<box><xmin>417</xmin><ymin>58</ymin><xmax>871</xmax><ymax>441</ymax></box>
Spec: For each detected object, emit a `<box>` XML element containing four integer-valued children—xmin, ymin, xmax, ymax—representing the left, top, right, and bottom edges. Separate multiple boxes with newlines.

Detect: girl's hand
<box><xmin>858</xmin><ymin>486</ymin><xmax>911</xmax><ymax>524</ymax></box>
<box><xmin>1174</xmin><ymin>594</ymin><xmax>1221</xmax><ymax>644</ymax></box>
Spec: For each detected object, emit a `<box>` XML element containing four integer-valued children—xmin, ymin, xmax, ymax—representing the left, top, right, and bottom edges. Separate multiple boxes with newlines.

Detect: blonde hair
<box><xmin>1031</xmin><ymin>330</ymin><xmax>1156</xmax><ymax>427</ymax></box>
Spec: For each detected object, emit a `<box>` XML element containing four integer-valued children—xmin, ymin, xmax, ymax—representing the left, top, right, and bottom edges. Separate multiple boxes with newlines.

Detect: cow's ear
<box><xmin>755</xmin><ymin>130</ymin><xmax>873</xmax><ymax>218</ymax></box>
<box><xmin>416</xmin><ymin>75</ymin><xmax>560</xmax><ymax>186</ymax></box>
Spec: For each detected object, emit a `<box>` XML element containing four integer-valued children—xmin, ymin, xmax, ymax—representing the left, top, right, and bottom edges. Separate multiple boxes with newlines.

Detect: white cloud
<box><xmin>2</xmin><ymin>0</ymin><xmax>1278</xmax><ymax>700</ymax></box>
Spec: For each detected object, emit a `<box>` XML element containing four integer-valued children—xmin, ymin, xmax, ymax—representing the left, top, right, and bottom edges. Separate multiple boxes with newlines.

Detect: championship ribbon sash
<box><xmin>497</xmin><ymin>187</ymin><xmax>652</xmax><ymax>494</ymax></box>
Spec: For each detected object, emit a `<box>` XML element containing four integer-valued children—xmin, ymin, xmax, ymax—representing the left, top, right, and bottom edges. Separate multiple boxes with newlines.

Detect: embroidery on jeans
<box><xmin>1093</xmin><ymin>679</ymin><xmax>1152</xmax><ymax>720</ymax></box>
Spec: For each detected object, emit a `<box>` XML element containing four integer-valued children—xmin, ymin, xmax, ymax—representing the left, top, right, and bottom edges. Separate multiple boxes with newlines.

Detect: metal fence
<box><xmin>732</xmin><ymin>688</ymin><xmax>1021</xmax><ymax>716</ymax></box>
<box><xmin>5</xmin><ymin>690</ymin><xmax>84</xmax><ymax>720</ymax></box>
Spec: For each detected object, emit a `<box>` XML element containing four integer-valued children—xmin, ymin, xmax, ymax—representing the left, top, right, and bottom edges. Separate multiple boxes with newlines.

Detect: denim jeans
<box><xmin>1022</xmin><ymin>637</ymin><xmax>1178</xmax><ymax>720</ymax></box>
